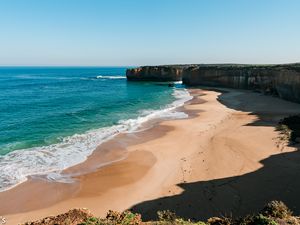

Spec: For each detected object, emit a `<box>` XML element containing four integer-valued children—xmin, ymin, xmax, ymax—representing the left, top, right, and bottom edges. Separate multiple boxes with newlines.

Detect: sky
<box><xmin>0</xmin><ymin>0</ymin><xmax>299</xmax><ymax>66</ymax></box>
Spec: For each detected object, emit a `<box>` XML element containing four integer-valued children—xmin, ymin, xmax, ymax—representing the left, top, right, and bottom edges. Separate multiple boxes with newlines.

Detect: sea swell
<box><xmin>0</xmin><ymin>88</ymin><xmax>192</xmax><ymax>192</ymax></box>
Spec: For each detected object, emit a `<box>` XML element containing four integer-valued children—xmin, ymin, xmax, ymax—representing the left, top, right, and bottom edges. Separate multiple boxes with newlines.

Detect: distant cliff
<box><xmin>126</xmin><ymin>64</ymin><xmax>300</xmax><ymax>103</ymax></box>
<box><xmin>126</xmin><ymin>66</ymin><xmax>184</xmax><ymax>81</ymax></box>
<box><xmin>182</xmin><ymin>64</ymin><xmax>300</xmax><ymax>103</ymax></box>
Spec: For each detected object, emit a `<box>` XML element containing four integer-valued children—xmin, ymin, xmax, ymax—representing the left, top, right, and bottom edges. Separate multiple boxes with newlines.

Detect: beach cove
<box><xmin>2</xmin><ymin>87</ymin><xmax>300</xmax><ymax>224</ymax></box>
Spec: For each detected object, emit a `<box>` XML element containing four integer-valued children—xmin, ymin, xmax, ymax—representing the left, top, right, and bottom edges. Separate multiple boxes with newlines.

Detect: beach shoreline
<box><xmin>2</xmin><ymin>88</ymin><xmax>300</xmax><ymax>224</ymax></box>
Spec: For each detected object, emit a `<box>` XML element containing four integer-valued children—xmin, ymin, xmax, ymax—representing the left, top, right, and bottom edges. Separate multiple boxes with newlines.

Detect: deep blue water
<box><xmin>0</xmin><ymin>67</ymin><xmax>190</xmax><ymax>191</ymax></box>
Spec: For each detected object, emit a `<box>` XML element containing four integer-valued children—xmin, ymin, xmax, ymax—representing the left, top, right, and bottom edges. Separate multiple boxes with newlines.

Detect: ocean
<box><xmin>0</xmin><ymin>67</ymin><xmax>191</xmax><ymax>192</ymax></box>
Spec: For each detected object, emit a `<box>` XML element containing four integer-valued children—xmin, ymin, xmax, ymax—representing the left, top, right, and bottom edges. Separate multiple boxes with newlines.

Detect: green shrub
<box><xmin>173</xmin><ymin>218</ymin><xmax>206</xmax><ymax>225</ymax></box>
<box><xmin>262</xmin><ymin>201</ymin><xmax>292</xmax><ymax>219</ymax></box>
<box><xmin>106</xmin><ymin>210</ymin><xmax>142</xmax><ymax>225</ymax></box>
<box><xmin>157</xmin><ymin>210</ymin><xmax>177</xmax><ymax>222</ymax></box>
<box><xmin>251</xmin><ymin>214</ymin><xmax>277</xmax><ymax>225</ymax></box>
<box><xmin>156</xmin><ymin>211</ymin><xmax>207</xmax><ymax>225</ymax></box>
<box><xmin>207</xmin><ymin>217</ymin><xmax>231</xmax><ymax>225</ymax></box>
<box><xmin>276</xmin><ymin>124</ymin><xmax>292</xmax><ymax>141</ymax></box>
<box><xmin>80</xmin><ymin>217</ymin><xmax>102</xmax><ymax>225</ymax></box>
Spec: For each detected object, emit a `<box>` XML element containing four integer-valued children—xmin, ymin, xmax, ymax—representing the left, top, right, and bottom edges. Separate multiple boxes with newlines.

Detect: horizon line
<box><xmin>0</xmin><ymin>62</ymin><xmax>300</xmax><ymax>68</ymax></box>
<box><xmin>0</xmin><ymin>65</ymin><xmax>137</xmax><ymax>68</ymax></box>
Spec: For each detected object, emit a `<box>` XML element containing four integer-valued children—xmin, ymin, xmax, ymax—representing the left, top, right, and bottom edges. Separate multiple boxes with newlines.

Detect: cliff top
<box><xmin>138</xmin><ymin>63</ymin><xmax>300</xmax><ymax>72</ymax></box>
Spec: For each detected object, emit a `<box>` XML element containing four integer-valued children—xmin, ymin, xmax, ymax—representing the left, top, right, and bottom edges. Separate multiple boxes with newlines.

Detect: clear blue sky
<box><xmin>0</xmin><ymin>0</ymin><xmax>299</xmax><ymax>66</ymax></box>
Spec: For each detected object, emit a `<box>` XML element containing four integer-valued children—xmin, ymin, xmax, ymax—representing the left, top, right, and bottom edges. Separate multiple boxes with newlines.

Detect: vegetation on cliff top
<box><xmin>23</xmin><ymin>201</ymin><xmax>300</xmax><ymax>225</ymax></box>
<box><xmin>136</xmin><ymin>63</ymin><xmax>300</xmax><ymax>72</ymax></box>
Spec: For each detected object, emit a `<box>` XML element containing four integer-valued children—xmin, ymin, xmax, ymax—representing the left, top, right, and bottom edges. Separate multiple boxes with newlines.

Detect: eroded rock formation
<box><xmin>126</xmin><ymin>66</ymin><xmax>184</xmax><ymax>81</ymax></box>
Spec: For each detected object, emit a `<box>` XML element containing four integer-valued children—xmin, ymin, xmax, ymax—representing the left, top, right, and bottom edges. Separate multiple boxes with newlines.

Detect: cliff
<box><xmin>182</xmin><ymin>64</ymin><xmax>300</xmax><ymax>103</ymax></box>
<box><xmin>126</xmin><ymin>64</ymin><xmax>300</xmax><ymax>103</ymax></box>
<box><xmin>126</xmin><ymin>66</ymin><xmax>184</xmax><ymax>81</ymax></box>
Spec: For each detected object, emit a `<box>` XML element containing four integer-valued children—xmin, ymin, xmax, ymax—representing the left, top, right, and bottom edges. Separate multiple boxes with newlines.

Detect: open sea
<box><xmin>0</xmin><ymin>67</ymin><xmax>191</xmax><ymax>191</ymax></box>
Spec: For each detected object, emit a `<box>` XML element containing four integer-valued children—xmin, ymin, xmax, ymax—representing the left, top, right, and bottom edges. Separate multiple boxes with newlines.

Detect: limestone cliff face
<box><xmin>182</xmin><ymin>64</ymin><xmax>300</xmax><ymax>103</ymax></box>
<box><xmin>126</xmin><ymin>66</ymin><xmax>183</xmax><ymax>81</ymax></box>
<box><xmin>275</xmin><ymin>69</ymin><xmax>300</xmax><ymax>102</ymax></box>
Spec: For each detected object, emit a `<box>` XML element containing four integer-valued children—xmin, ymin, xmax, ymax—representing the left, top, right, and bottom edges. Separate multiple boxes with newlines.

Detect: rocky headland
<box><xmin>126</xmin><ymin>66</ymin><xmax>185</xmax><ymax>81</ymax></box>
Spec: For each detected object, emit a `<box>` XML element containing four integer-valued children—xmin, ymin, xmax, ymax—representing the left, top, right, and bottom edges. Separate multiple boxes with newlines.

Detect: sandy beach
<box><xmin>2</xmin><ymin>88</ymin><xmax>300</xmax><ymax>225</ymax></box>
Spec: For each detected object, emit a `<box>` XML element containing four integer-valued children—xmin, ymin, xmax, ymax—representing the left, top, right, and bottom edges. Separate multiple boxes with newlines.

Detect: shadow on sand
<box><xmin>130</xmin><ymin>89</ymin><xmax>300</xmax><ymax>221</ymax></box>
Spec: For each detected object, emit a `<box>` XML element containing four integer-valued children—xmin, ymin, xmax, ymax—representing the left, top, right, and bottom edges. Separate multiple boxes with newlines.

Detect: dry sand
<box><xmin>2</xmin><ymin>88</ymin><xmax>300</xmax><ymax>224</ymax></box>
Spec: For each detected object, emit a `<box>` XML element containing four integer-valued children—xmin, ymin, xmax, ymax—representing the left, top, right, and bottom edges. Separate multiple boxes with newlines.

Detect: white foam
<box><xmin>0</xmin><ymin>88</ymin><xmax>192</xmax><ymax>192</ymax></box>
<box><xmin>96</xmin><ymin>75</ymin><xmax>126</xmax><ymax>79</ymax></box>
<box><xmin>173</xmin><ymin>81</ymin><xmax>183</xmax><ymax>84</ymax></box>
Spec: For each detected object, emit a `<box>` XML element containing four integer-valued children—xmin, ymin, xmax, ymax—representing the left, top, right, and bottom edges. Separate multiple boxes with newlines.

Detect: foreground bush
<box><xmin>23</xmin><ymin>200</ymin><xmax>300</xmax><ymax>225</ymax></box>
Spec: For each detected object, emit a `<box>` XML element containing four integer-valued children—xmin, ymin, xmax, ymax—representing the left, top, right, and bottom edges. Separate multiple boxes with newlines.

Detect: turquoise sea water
<box><xmin>0</xmin><ymin>67</ymin><xmax>191</xmax><ymax>191</ymax></box>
